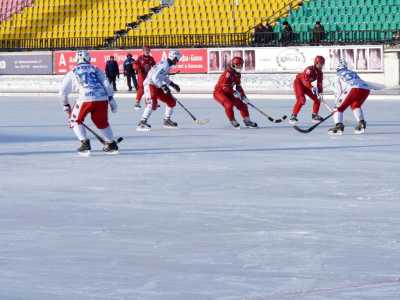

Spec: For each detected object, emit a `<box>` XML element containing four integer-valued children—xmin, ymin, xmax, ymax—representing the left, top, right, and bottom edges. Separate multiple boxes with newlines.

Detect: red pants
<box><xmin>71</xmin><ymin>100</ymin><xmax>109</xmax><ymax>129</ymax></box>
<box><xmin>146</xmin><ymin>84</ymin><xmax>176</xmax><ymax>110</ymax></box>
<box><xmin>337</xmin><ymin>88</ymin><xmax>369</xmax><ymax>112</ymax></box>
<box><xmin>136</xmin><ymin>75</ymin><xmax>145</xmax><ymax>103</ymax></box>
<box><xmin>213</xmin><ymin>91</ymin><xmax>249</xmax><ymax>121</ymax></box>
<box><xmin>292</xmin><ymin>78</ymin><xmax>320</xmax><ymax>115</ymax></box>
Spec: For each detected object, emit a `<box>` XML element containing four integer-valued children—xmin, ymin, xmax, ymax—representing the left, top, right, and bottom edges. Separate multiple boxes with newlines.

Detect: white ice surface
<box><xmin>0</xmin><ymin>95</ymin><xmax>400</xmax><ymax>300</ymax></box>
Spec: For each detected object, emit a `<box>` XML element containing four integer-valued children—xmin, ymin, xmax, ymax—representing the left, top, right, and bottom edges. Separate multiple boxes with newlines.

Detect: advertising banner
<box><xmin>0</xmin><ymin>52</ymin><xmax>53</xmax><ymax>75</ymax></box>
<box><xmin>208</xmin><ymin>45</ymin><xmax>384</xmax><ymax>73</ymax></box>
<box><xmin>54</xmin><ymin>48</ymin><xmax>207</xmax><ymax>75</ymax></box>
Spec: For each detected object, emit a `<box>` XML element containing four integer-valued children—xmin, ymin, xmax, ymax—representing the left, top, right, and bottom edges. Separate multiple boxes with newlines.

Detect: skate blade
<box><xmin>163</xmin><ymin>125</ymin><xmax>178</xmax><ymax>129</ymax></box>
<box><xmin>104</xmin><ymin>150</ymin><xmax>119</xmax><ymax>155</ymax></box>
<box><xmin>312</xmin><ymin>120</ymin><xmax>322</xmax><ymax>124</ymax></box>
<box><xmin>354</xmin><ymin>129</ymin><xmax>365</xmax><ymax>135</ymax></box>
<box><xmin>78</xmin><ymin>150</ymin><xmax>91</xmax><ymax>157</ymax></box>
<box><xmin>133</xmin><ymin>106</ymin><xmax>141</xmax><ymax>111</ymax></box>
<box><xmin>328</xmin><ymin>131</ymin><xmax>343</xmax><ymax>136</ymax></box>
<box><xmin>136</xmin><ymin>127</ymin><xmax>151</xmax><ymax>132</ymax></box>
<box><xmin>288</xmin><ymin>120</ymin><xmax>297</xmax><ymax>125</ymax></box>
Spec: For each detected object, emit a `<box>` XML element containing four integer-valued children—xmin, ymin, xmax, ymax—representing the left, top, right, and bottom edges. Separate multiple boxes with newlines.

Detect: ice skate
<box><xmin>163</xmin><ymin>117</ymin><xmax>178</xmax><ymax>128</ymax></box>
<box><xmin>354</xmin><ymin>120</ymin><xmax>366</xmax><ymax>134</ymax></box>
<box><xmin>312</xmin><ymin>113</ymin><xmax>323</xmax><ymax>124</ymax></box>
<box><xmin>328</xmin><ymin>123</ymin><xmax>344</xmax><ymax>136</ymax></box>
<box><xmin>136</xmin><ymin>119</ymin><xmax>151</xmax><ymax>131</ymax></box>
<box><xmin>230</xmin><ymin>119</ymin><xmax>240</xmax><ymax>128</ymax></box>
<box><xmin>243</xmin><ymin>119</ymin><xmax>258</xmax><ymax>128</ymax></box>
<box><xmin>289</xmin><ymin>114</ymin><xmax>298</xmax><ymax>125</ymax></box>
<box><xmin>103</xmin><ymin>140</ymin><xmax>119</xmax><ymax>154</ymax></box>
<box><xmin>77</xmin><ymin>139</ymin><xmax>91</xmax><ymax>156</ymax></box>
<box><xmin>133</xmin><ymin>102</ymin><xmax>141</xmax><ymax>111</ymax></box>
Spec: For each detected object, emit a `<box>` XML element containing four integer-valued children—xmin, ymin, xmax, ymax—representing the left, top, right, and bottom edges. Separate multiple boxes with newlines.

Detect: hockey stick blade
<box><xmin>293</xmin><ymin>112</ymin><xmax>334</xmax><ymax>134</ymax></box>
<box><xmin>271</xmin><ymin>115</ymin><xmax>288</xmax><ymax>123</ymax></box>
<box><xmin>247</xmin><ymin>102</ymin><xmax>287</xmax><ymax>124</ymax></box>
<box><xmin>83</xmin><ymin>123</ymin><xmax>124</xmax><ymax>144</ymax></box>
<box><xmin>194</xmin><ymin>119</ymin><xmax>209</xmax><ymax>125</ymax></box>
<box><xmin>175</xmin><ymin>98</ymin><xmax>208</xmax><ymax>126</ymax></box>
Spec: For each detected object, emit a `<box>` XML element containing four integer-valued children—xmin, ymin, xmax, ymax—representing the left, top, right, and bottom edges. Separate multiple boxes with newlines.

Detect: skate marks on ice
<box><xmin>116</xmin><ymin>143</ymin><xmax>400</xmax><ymax>156</ymax></box>
<box><xmin>244</xmin><ymin>277</ymin><xmax>400</xmax><ymax>300</ymax></box>
<box><xmin>1</xmin><ymin>142</ymin><xmax>400</xmax><ymax>157</ymax></box>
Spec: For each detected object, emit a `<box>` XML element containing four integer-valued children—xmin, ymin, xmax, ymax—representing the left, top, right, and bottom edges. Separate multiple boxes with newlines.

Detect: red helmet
<box><xmin>314</xmin><ymin>55</ymin><xmax>325</xmax><ymax>66</ymax></box>
<box><xmin>231</xmin><ymin>56</ymin><xmax>244</xmax><ymax>72</ymax></box>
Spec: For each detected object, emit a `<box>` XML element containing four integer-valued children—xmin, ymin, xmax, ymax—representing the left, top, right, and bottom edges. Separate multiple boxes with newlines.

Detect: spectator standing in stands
<box><xmin>254</xmin><ymin>23</ymin><xmax>267</xmax><ymax>45</ymax></box>
<box><xmin>312</xmin><ymin>21</ymin><xmax>325</xmax><ymax>44</ymax></box>
<box><xmin>281</xmin><ymin>21</ymin><xmax>294</xmax><ymax>44</ymax></box>
<box><xmin>123</xmin><ymin>53</ymin><xmax>138</xmax><ymax>92</ymax></box>
<box><xmin>264</xmin><ymin>23</ymin><xmax>274</xmax><ymax>43</ymax></box>
<box><xmin>105</xmin><ymin>56</ymin><xmax>120</xmax><ymax>91</ymax></box>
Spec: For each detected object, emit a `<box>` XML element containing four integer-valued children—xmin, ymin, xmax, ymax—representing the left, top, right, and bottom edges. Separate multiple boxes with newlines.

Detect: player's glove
<box><xmin>108</xmin><ymin>96</ymin><xmax>118</xmax><ymax>113</ymax></box>
<box><xmin>233</xmin><ymin>91</ymin><xmax>241</xmax><ymax>99</ymax></box>
<box><xmin>169</xmin><ymin>81</ymin><xmax>180</xmax><ymax>92</ymax></box>
<box><xmin>161</xmin><ymin>84</ymin><xmax>171</xmax><ymax>95</ymax></box>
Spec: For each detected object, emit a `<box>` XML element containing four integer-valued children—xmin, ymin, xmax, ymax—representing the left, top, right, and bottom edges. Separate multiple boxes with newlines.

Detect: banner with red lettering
<box><xmin>54</xmin><ymin>49</ymin><xmax>207</xmax><ymax>74</ymax></box>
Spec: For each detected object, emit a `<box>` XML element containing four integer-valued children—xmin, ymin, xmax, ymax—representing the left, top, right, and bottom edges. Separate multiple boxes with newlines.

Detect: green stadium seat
<box><xmin>273</xmin><ymin>0</ymin><xmax>400</xmax><ymax>39</ymax></box>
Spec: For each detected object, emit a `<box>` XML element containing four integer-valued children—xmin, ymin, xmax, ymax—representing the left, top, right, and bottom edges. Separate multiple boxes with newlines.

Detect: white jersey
<box><xmin>144</xmin><ymin>59</ymin><xmax>172</xmax><ymax>88</ymax></box>
<box><xmin>60</xmin><ymin>63</ymin><xmax>113</xmax><ymax>105</ymax></box>
<box><xmin>334</xmin><ymin>68</ymin><xmax>370</xmax><ymax>102</ymax></box>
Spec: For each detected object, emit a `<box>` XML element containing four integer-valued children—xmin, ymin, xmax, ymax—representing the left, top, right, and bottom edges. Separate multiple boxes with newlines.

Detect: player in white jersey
<box><xmin>136</xmin><ymin>49</ymin><xmax>182</xmax><ymax>131</ymax></box>
<box><xmin>328</xmin><ymin>59</ymin><xmax>370</xmax><ymax>135</ymax></box>
<box><xmin>60</xmin><ymin>50</ymin><xmax>119</xmax><ymax>154</ymax></box>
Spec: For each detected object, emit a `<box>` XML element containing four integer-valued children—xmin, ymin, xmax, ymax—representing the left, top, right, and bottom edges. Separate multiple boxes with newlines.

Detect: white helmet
<box><xmin>75</xmin><ymin>50</ymin><xmax>90</xmax><ymax>64</ymax></box>
<box><xmin>336</xmin><ymin>59</ymin><xmax>347</xmax><ymax>71</ymax></box>
<box><xmin>168</xmin><ymin>49</ymin><xmax>182</xmax><ymax>62</ymax></box>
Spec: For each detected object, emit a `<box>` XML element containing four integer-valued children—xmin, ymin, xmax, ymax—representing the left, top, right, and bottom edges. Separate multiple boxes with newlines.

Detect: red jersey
<box><xmin>214</xmin><ymin>66</ymin><xmax>245</xmax><ymax>97</ymax></box>
<box><xmin>134</xmin><ymin>55</ymin><xmax>156</xmax><ymax>78</ymax></box>
<box><xmin>296</xmin><ymin>65</ymin><xmax>323</xmax><ymax>93</ymax></box>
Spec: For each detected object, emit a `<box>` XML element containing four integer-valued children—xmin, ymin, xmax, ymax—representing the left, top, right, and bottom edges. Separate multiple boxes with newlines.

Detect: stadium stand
<box><xmin>0</xmin><ymin>0</ymin><xmax>33</xmax><ymax>22</ymax></box>
<box><xmin>283</xmin><ymin>0</ymin><xmax>400</xmax><ymax>32</ymax></box>
<box><xmin>127</xmin><ymin>0</ymin><xmax>303</xmax><ymax>36</ymax></box>
<box><xmin>0</xmin><ymin>0</ymin><xmax>398</xmax><ymax>50</ymax></box>
<box><xmin>0</xmin><ymin>0</ymin><xmax>302</xmax><ymax>48</ymax></box>
<box><xmin>273</xmin><ymin>0</ymin><xmax>400</xmax><ymax>44</ymax></box>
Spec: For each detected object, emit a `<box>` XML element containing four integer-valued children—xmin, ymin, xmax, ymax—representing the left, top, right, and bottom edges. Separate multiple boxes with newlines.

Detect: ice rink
<box><xmin>1</xmin><ymin>94</ymin><xmax>400</xmax><ymax>300</ymax></box>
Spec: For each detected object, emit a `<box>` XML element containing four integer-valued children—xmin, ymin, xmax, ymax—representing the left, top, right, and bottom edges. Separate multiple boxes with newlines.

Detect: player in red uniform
<box><xmin>213</xmin><ymin>57</ymin><xmax>257</xmax><ymax>128</ymax></box>
<box><xmin>133</xmin><ymin>45</ymin><xmax>156</xmax><ymax>110</ymax></box>
<box><xmin>289</xmin><ymin>55</ymin><xmax>325</xmax><ymax>124</ymax></box>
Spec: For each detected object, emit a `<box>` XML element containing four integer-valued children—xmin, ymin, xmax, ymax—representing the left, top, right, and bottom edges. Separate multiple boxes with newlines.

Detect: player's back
<box><xmin>337</xmin><ymin>69</ymin><xmax>369</xmax><ymax>90</ymax></box>
<box><xmin>71</xmin><ymin>63</ymin><xmax>110</xmax><ymax>101</ymax></box>
<box><xmin>144</xmin><ymin>60</ymin><xmax>170</xmax><ymax>87</ymax></box>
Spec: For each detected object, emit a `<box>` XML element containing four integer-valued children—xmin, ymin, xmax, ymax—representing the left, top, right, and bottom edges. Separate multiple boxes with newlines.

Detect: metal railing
<box><xmin>0</xmin><ymin>30</ymin><xmax>399</xmax><ymax>51</ymax></box>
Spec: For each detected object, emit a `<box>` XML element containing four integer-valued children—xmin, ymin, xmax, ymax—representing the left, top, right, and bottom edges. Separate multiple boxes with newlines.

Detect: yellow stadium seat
<box><xmin>0</xmin><ymin>0</ymin><xmax>305</xmax><ymax>48</ymax></box>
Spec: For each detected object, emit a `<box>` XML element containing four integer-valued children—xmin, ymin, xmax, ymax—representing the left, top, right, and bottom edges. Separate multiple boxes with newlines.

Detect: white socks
<box><xmin>72</xmin><ymin>124</ymin><xmax>87</xmax><ymax>141</ymax></box>
<box><xmin>99</xmin><ymin>126</ymin><xmax>114</xmax><ymax>143</ymax></box>
<box><xmin>353</xmin><ymin>108</ymin><xmax>364</xmax><ymax>122</ymax></box>
<box><xmin>333</xmin><ymin>111</ymin><xmax>344</xmax><ymax>124</ymax></box>
<box><xmin>165</xmin><ymin>106</ymin><xmax>173</xmax><ymax>119</ymax></box>
<box><xmin>142</xmin><ymin>103</ymin><xmax>153</xmax><ymax>120</ymax></box>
